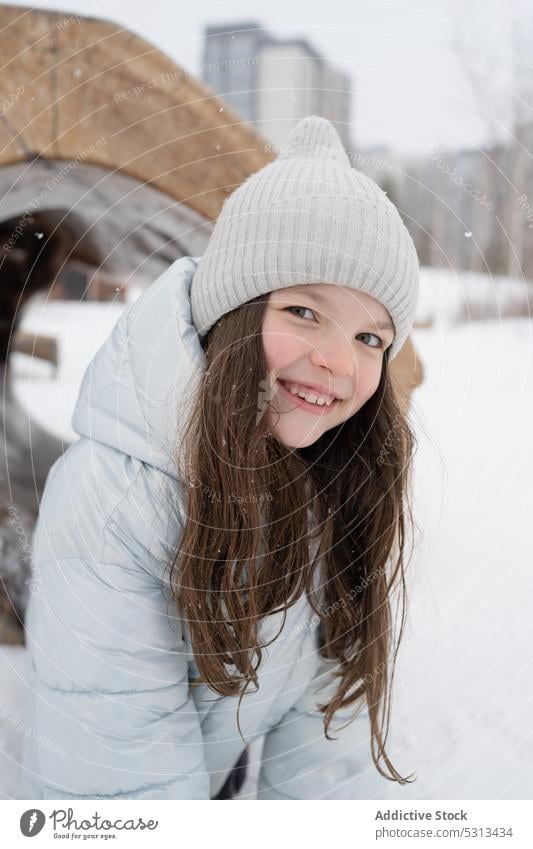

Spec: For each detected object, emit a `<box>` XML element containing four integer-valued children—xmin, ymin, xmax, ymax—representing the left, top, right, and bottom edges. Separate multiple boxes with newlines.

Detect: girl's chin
<box><xmin>265</xmin><ymin>408</ymin><xmax>336</xmax><ymax>448</ymax></box>
<box><xmin>269</xmin><ymin>425</ymin><xmax>323</xmax><ymax>449</ymax></box>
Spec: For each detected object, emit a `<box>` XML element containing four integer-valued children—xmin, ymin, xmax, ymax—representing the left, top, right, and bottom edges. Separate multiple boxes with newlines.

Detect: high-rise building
<box><xmin>202</xmin><ymin>22</ymin><xmax>268</xmax><ymax>124</ymax></box>
<box><xmin>202</xmin><ymin>21</ymin><xmax>353</xmax><ymax>150</ymax></box>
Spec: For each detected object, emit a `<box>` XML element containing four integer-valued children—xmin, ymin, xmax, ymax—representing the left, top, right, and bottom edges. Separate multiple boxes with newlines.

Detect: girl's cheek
<box><xmin>365</xmin><ymin>367</ymin><xmax>383</xmax><ymax>400</ymax></box>
<box><xmin>263</xmin><ymin>331</ymin><xmax>304</xmax><ymax>369</ymax></box>
<box><xmin>352</xmin><ymin>367</ymin><xmax>382</xmax><ymax>406</ymax></box>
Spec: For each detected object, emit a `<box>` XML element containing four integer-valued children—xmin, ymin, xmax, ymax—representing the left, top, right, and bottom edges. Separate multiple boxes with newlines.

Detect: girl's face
<box><xmin>260</xmin><ymin>283</ymin><xmax>395</xmax><ymax>448</ymax></box>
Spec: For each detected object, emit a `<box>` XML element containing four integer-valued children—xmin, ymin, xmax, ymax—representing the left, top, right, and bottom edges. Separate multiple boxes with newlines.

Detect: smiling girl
<box><xmin>24</xmin><ymin>115</ymin><xmax>420</xmax><ymax>800</ymax></box>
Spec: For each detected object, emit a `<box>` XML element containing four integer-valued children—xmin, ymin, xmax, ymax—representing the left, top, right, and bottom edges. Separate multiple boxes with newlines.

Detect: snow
<box><xmin>382</xmin><ymin>316</ymin><xmax>533</xmax><ymax>800</ymax></box>
<box><xmin>415</xmin><ymin>267</ymin><xmax>533</xmax><ymax>327</ymax></box>
<box><xmin>0</xmin><ymin>646</ymin><xmax>32</xmax><ymax>800</ymax></box>
<box><xmin>10</xmin><ymin>295</ymin><xmax>126</xmax><ymax>443</ymax></box>
<box><xmin>2</xmin><ymin>268</ymin><xmax>532</xmax><ymax>799</ymax></box>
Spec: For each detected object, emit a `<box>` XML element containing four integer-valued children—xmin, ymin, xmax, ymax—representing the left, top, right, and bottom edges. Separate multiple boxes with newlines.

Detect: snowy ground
<box><xmin>1</xmin><ymin>268</ymin><xmax>532</xmax><ymax>799</ymax></box>
<box><xmin>383</xmin><ymin>316</ymin><xmax>533</xmax><ymax>800</ymax></box>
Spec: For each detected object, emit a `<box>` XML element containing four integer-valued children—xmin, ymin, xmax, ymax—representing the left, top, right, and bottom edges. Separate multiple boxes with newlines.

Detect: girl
<box><xmin>23</xmin><ymin>115</ymin><xmax>419</xmax><ymax>800</ymax></box>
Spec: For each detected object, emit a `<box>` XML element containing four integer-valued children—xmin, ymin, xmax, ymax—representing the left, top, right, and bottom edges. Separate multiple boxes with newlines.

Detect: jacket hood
<box><xmin>72</xmin><ymin>255</ymin><xmax>206</xmax><ymax>481</ymax></box>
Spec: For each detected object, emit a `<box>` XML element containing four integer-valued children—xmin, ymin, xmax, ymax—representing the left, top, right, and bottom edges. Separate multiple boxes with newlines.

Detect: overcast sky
<box><xmin>10</xmin><ymin>0</ymin><xmax>528</xmax><ymax>153</ymax></box>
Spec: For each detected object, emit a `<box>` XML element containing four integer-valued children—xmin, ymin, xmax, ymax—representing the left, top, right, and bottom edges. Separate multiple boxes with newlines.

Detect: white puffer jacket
<box><xmin>22</xmin><ymin>256</ymin><xmax>385</xmax><ymax>800</ymax></box>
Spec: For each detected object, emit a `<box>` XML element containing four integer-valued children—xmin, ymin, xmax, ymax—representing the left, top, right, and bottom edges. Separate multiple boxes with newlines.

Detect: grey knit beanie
<box><xmin>190</xmin><ymin>115</ymin><xmax>419</xmax><ymax>361</ymax></box>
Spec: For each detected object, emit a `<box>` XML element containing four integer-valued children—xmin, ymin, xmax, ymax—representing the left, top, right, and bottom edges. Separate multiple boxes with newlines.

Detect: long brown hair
<box><xmin>169</xmin><ymin>293</ymin><xmax>418</xmax><ymax>784</ymax></box>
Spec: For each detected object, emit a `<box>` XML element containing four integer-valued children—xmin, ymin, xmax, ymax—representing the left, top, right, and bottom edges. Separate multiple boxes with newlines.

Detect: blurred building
<box><xmin>202</xmin><ymin>21</ymin><xmax>353</xmax><ymax>150</ymax></box>
<box><xmin>396</xmin><ymin>142</ymin><xmax>523</xmax><ymax>278</ymax></box>
<box><xmin>347</xmin><ymin>132</ymin><xmax>533</xmax><ymax>281</ymax></box>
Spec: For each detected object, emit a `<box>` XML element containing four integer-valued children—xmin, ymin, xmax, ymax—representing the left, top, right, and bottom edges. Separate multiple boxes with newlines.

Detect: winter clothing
<box><xmin>191</xmin><ymin>115</ymin><xmax>419</xmax><ymax>361</ymax></box>
<box><xmin>22</xmin><ymin>255</ymin><xmax>386</xmax><ymax>800</ymax></box>
<box><xmin>213</xmin><ymin>748</ymin><xmax>249</xmax><ymax>799</ymax></box>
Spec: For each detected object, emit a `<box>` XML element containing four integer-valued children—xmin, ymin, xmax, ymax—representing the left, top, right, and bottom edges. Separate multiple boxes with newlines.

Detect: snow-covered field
<box><xmin>1</xmin><ymin>268</ymin><xmax>532</xmax><ymax>799</ymax></box>
<box><xmin>384</xmin><ymin>317</ymin><xmax>533</xmax><ymax>800</ymax></box>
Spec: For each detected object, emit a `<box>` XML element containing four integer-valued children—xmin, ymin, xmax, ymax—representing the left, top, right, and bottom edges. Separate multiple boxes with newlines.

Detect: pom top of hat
<box><xmin>276</xmin><ymin>115</ymin><xmax>351</xmax><ymax>167</ymax></box>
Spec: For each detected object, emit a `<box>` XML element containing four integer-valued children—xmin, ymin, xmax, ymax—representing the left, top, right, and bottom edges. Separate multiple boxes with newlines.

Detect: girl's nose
<box><xmin>309</xmin><ymin>336</ymin><xmax>355</xmax><ymax>378</ymax></box>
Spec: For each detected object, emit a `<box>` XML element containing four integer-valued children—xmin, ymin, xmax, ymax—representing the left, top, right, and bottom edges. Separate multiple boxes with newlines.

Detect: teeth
<box><xmin>284</xmin><ymin>382</ymin><xmax>334</xmax><ymax>406</ymax></box>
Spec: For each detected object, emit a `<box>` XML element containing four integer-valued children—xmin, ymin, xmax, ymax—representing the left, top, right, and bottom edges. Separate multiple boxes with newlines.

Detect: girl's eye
<box><xmin>285</xmin><ymin>307</ymin><xmax>385</xmax><ymax>349</ymax></box>
<box><xmin>285</xmin><ymin>305</ymin><xmax>316</xmax><ymax>321</ymax></box>
<box><xmin>357</xmin><ymin>332</ymin><xmax>384</xmax><ymax>348</ymax></box>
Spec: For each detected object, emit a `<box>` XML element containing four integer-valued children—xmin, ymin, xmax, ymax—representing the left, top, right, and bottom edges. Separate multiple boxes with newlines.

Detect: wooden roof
<box><xmin>0</xmin><ymin>4</ymin><xmax>274</xmax><ymax>221</ymax></box>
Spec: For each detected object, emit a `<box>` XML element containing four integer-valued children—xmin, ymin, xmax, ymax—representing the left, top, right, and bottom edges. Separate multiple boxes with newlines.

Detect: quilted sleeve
<box><xmin>23</xmin><ymin>442</ymin><xmax>210</xmax><ymax>800</ymax></box>
<box><xmin>256</xmin><ymin>654</ymin><xmax>387</xmax><ymax>800</ymax></box>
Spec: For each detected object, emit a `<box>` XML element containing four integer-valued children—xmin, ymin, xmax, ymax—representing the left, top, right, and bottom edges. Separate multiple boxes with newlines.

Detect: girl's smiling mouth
<box><xmin>276</xmin><ymin>379</ymin><xmax>339</xmax><ymax>415</ymax></box>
